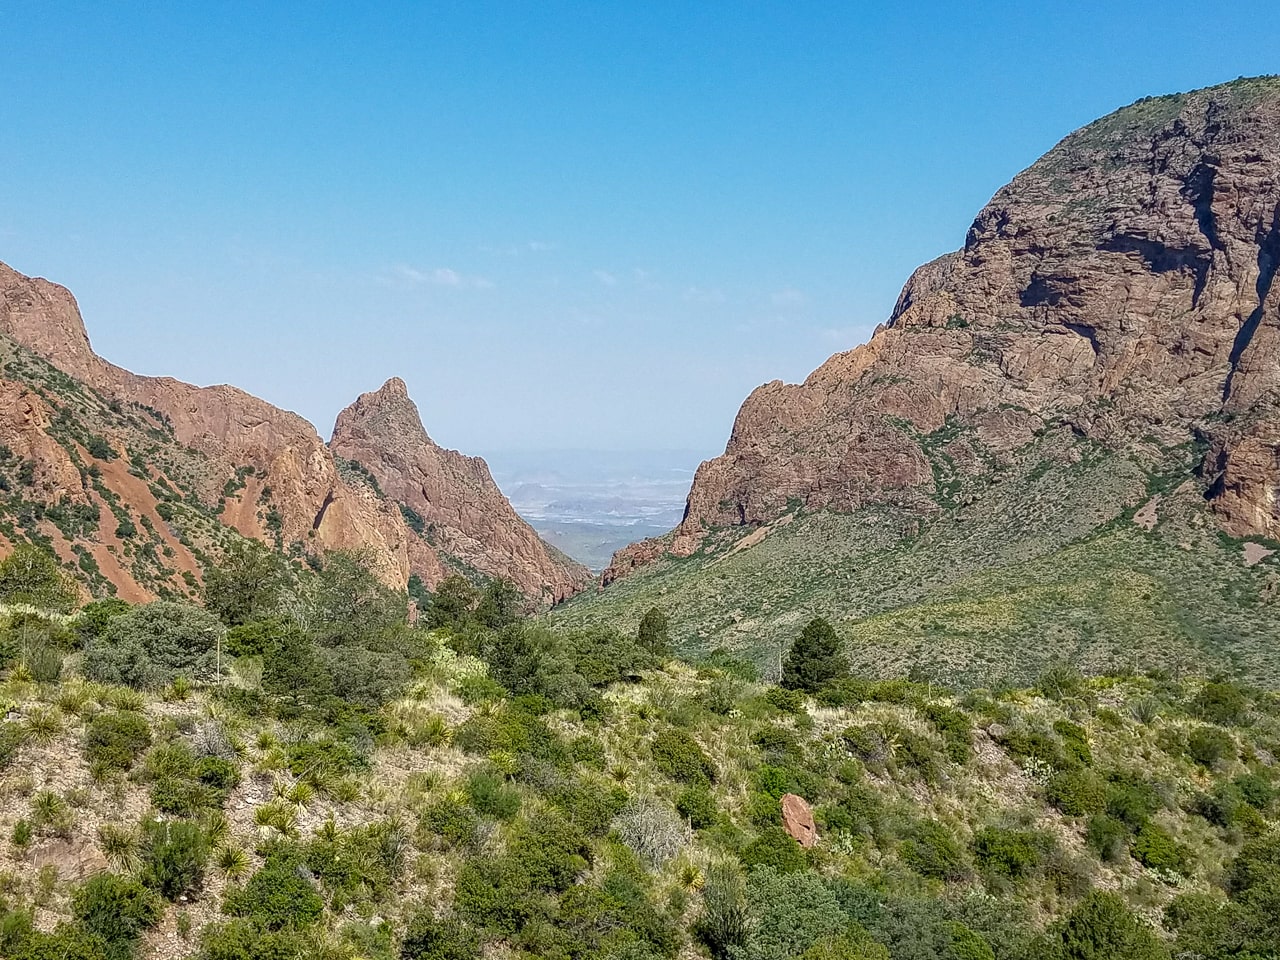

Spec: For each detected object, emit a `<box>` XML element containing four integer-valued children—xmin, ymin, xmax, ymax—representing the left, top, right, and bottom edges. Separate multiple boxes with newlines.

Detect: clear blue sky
<box><xmin>0</xmin><ymin>3</ymin><xmax>1270</xmax><ymax>454</ymax></box>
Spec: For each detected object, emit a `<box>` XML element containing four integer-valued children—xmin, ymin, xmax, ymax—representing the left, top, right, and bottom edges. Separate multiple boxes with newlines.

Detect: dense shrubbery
<box><xmin>84</xmin><ymin>601</ymin><xmax>224</xmax><ymax>688</ymax></box>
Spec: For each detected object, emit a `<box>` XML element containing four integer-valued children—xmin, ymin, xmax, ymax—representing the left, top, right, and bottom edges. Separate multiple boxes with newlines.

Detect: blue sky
<box><xmin>0</xmin><ymin>2</ymin><xmax>1270</xmax><ymax>454</ymax></box>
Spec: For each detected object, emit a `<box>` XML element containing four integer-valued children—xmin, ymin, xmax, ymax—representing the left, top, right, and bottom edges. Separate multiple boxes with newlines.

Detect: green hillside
<box><xmin>555</xmin><ymin>427</ymin><xmax>1280</xmax><ymax>687</ymax></box>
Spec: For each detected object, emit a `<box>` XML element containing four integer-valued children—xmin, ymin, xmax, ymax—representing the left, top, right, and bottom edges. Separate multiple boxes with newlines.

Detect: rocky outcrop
<box><xmin>780</xmin><ymin>793</ymin><xmax>817</xmax><ymax>848</ymax></box>
<box><xmin>606</xmin><ymin>77</ymin><xmax>1280</xmax><ymax>582</ymax></box>
<box><xmin>330</xmin><ymin>378</ymin><xmax>590</xmax><ymax>602</ymax></box>
<box><xmin>0</xmin><ymin>260</ymin><xmax>584</xmax><ymax>601</ymax></box>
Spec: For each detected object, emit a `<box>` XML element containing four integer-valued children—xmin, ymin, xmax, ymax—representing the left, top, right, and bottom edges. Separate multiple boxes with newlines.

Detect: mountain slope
<box><xmin>564</xmin><ymin>77</ymin><xmax>1280</xmax><ymax>681</ymax></box>
<box><xmin>0</xmin><ymin>261</ymin><xmax>586</xmax><ymax>602</ymax></box>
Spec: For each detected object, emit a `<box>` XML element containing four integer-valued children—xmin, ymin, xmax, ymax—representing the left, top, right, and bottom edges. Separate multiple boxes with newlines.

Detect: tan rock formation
<box><xmin>331</xmin><ymin>378</ymin><xmax>589</xmax><ymax>602</ymax></box>
<box><xmin>606</xmin><ymin>77</ymin><xmax>1280</xmax><ymax>582</ymax></box>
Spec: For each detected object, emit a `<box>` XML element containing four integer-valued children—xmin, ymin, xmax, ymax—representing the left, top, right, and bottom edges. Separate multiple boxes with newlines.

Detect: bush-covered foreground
<box><xmin>1</xmin><ymin>546</ymin><xmax>1278</xmax><ymax>959</ymax></box>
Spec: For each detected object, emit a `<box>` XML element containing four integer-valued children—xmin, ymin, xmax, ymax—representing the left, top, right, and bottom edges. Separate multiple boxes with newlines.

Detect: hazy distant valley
<box><xmin>485</xmin><ymin>449</ymin><xmax>703</xmax><ymax>570</ymax></box>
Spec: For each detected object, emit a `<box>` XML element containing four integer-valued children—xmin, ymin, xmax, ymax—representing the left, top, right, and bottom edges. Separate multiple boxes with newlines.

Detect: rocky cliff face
<box><xmin>606</xmin><ymin>77</ymin><xmax>1280</xmax><ymax>583</ymax></box>
<box><xmin>330</xmin><ymin>378</ymin><xmax>589</xmax><ymax>603</ymax></box>
<box><xmin>0</xmin><ymin>260</ymin><xmax>586</xmax><ymax>602</ymax></box>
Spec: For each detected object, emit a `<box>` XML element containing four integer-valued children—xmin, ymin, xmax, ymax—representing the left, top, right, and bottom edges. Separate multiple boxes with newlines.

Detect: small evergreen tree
<box><xmin>637</xmin><ymin>607</ymin><xmax>671</xmax><ymax>656</ymax></box>
<box><xmin>1039</xmin><ymin>891</ymin><xmax>1169</xmax><ymax>960</ymax></box>
<box><xmin>781</xmin><ymin>617</ymin><xmax>846</xmax><ymax>692</ymax></box>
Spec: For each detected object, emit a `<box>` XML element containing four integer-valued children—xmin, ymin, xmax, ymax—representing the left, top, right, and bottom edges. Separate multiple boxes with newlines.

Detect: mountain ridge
<box><xmin>0</xmin><ymin>260</ymin><xmax>588</xmax><ymax>603</ymax></box>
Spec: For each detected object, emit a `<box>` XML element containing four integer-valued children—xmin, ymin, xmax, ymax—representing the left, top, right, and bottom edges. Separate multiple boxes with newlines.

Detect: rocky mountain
<box><xmin>330</xmin><ymin>378</ymin><xmax>588</xmax><ymax>602</ymax></box>
<box><xmin>567</xmin><ymin>78</ymin><xmax>1280</xmax><ymax>684</ymax></box>
<box><xmin>0</xmin><ymin>260</ymin><xmax>587</xmax><ymax>603</ymax></box>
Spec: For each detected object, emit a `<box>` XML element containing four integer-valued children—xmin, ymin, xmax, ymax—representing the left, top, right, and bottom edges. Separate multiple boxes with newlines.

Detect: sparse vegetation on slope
<box><xmin>0</xmin><ymin>543</ymin><xmax>1277</xmax><ymax>959</ymax></box>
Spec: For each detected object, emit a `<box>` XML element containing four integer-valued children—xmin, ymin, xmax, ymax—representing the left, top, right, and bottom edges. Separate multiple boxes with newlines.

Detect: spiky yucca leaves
<box><xmin>215</xmin><ymin>844</ymin><xmax>249</xmax><ymax>880</ymax></box>
<box><xmin>97</xmin><ymin>822</ymin><xmax>140</xmax><ymax>872</ymax></box>
<box><xmin>23</xmin><ymin>705</ymin><xmax>62</xmax><ymax>744</ymax></box>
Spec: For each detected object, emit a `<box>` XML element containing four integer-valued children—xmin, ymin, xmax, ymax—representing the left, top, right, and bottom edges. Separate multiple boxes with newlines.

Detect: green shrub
<box><xmin>418</xmin><ymin>796</ymin><xmax>479</xmax><ymax>849</ymax></box>
<box><xmin>138</xmin><ymin>818</ymin><xmax>210</xmax><ymax>899</ymax></box>
<box><xmin>1104</xmin><ymin>772</ymin><xmax>1163</xmax><ymax>829</ymax></box>
<box><xmin>399</xmin><ymin>911</ymin><xmax>481</xmax><ymax>960</ymax></box>
<box><xmin>651</xmin><ymin>728</ymin><xmax>716</xmax><ymax>784</ymax></box>
<box><xmin>763</xmin><ymin>686</ymin><xmax>806</xmax><ymax>714</ymax></box>
<box><xmin>0</xmin><ymin>544</ymin><xmax>78</xmax><ymax>612</ymax></box>
<box><xmin>1052</xmin><ymin>720</ymin><xmax>1092</xmax><ymax>767</ymax></box>
<box><xmin>971</xmin><ymin>827</ymin><xmax>1048</xmax><ymax>882</ymax></box>
<box><xmin>84</xmin><ymin>601</ymin><xmax>224</xmax><ymax>688</ymax></box>
<box><xmin>1037</xmin><ymin>890</ymin><xmax>1169</xmax><ymax>960</ymax></box>
<box><xmin>71</xmin><ymin>872</ymin><xmax>162</xmax><ymax>957</ymax></box>
<box><xmin>1233</xmin><ymin>772</ymin><xmax>1275</xmax><ymax>810</ymax></box>
<box><xmin>196</xmin><ymin>920</ymin><xmax>311</xmax><ymax>960</ymax></box>
<box><xmin>742</xmin><ymin>826</ymin><xmax>808</xmax><ymax>874</ymax></box>
<box><xmin>465</xmin><ymin>767</ymin><xmax>520</xmax><ymax>821</ymax></box>
<box><xmin>921</xmin><ymin>703</ymin><xmax>973</xmax><ymax>763</ymax></box>
<box><xmin>738</xmin><ymin>866</ymin><xmax>849</xmax><ymax>960</ymax></box>
<box><xmin>1192</xmin><ymin>680</ymin><xmax>1248</xmax><ymax>725</ymax></box>
<box><xmin>1130</xmin><ymin>822</ymin><xmax>1190</xmax><ymax>874</ymax></box>
<box><xmin>1046</xmin><ymin>769</ymin><xmax>1107</xmax><ymax>816</ymax></box>
<box><xmin>84</xmin><ymin>711</ymin><xmax>152</xmax><ymax>772</ymax></box>
<box><xmin>900</xmin><ymin>820</ymin><xmax>967</xmax><ymax>881</ymax></box>
<box><xmin>508</xmin><ymin>814</ymin><xmax>591</xmax><ymax>891</ymax></box>
<box><xmin>636</xmin><ymin>607</ymin><xmax>671</xmax><ymax>656</ymax></box>
<box><xmin>782</xmin><ymin>617</ymin><xmax>847</xmax><ymax>693</ymax></box>
<box><xmin>1187</xmin><ymin>726</ymin><xmax>1235</xmax><ymax>768</ymax></box>
<box><xmin>1228</xmin><ymin>829</ymin><xmax>1280</xmax><ymax>896</ymax></box>
<box><xmin>224</xmin><ymin>854</ymin><xmax>324</xmax><ymax>930</ymax></box>
<box><xmin>677</xmin><ymin>784</ymin><xmax>719</xmax><ymax>829</ymax></box>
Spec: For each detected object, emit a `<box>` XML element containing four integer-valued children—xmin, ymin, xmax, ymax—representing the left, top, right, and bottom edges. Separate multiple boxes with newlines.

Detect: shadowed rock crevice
<box><xmin>1223</xmin><ymin>209</ymin><xmax>1280</xmax><ymax>402</ymax></box>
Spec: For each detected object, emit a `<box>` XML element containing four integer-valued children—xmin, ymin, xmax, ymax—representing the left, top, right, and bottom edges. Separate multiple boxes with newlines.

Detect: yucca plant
<box><xmin>97</xmin><ymin>822</ymin><xmax>140</xmax><ymax>871</ymax></box>
<box><xmin>253</xmin><ymin>801</ymin><xmax>298</xmax><ymax>841</ymax></box>
<box><xmin>24</xmin><ymin>706</ymin><xmax>63</xmax><ymax>745</ymax></box>
<box><xmin>165</xmin><ymin>675</ymin><xmax>192</xmax><ymax>702</ymax></box>
<box><xmin>55</xmin><ymin>682</ymin><xmax>95</xmax><ymax>717</ymax></box>
<box><xmin>678</xmin><ymin>862</ymin><xmax>706</xmax><ymax>890</ymax></box>
<box><xmin>31</xmin><ymin>791</ymin><xmax>73</xmax><ymax>839</ymax></box>
<box><xmin>215</xmin><ymin>844</ymin><xmax>250</xmax><ymax>880</ymax></box>
<box><xmin>317</xmin><ymin>816</ymin><xmax>341</xmax><ymax>843</ymax></box>
<box><xmin>200</xmin><ymin>810</ymin><xmax>230</xmax><ymax>846</ymax></box>
<box><xmin>106</xmin><ymin>687</ymin><xmax>146</xmax><ymax>712</ymax></box>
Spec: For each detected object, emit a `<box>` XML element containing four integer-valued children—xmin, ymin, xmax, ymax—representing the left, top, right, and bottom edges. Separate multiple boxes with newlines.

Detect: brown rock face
<box><xmin>780</xmin><ymin>793</ymin><xmax>816</xmax><ymax>848</ymax></box>
<box><xmin>0</xmin><ymin>260</ymin><xmax>411</xmax><ymax>587</ymax></box>
<box><xmin>331</xmin><ymin>378</ymin><xmax>589</xmax><ymax>602</ymax></box>
<box><xmin>1</xmin><ymin>260</ymin><xmax>584</xmax><ymax>601</ymax></box>
<box><xmin>607</xmin><ymin>77</ymin><xmax>1280</xmax><ymax>581</ymax></box>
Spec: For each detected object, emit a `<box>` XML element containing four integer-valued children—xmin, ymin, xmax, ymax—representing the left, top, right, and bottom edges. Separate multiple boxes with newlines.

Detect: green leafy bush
<box><xmin>1037</xmin><ymin>891</ymin><xmax>1169</xmax><ymax>960</ymax></box>
<box><xmin>224</xmin><ymin>853</ymin><xmax>324</xmax><ymax>930</ymax></box>
<box><xmin>900</xmin><ymin>820</ymin><xmax>968</xmax><ymax>881</ymax></box>
<box><xmin>1187</xmin><ymin>726</ymin><xmax>1235</xmax><ymax>769</ymax></box>
<box><xmin>84</xmin><ymin>602</ymin><xmax>224</xmax><ymax>688</ymax></box>
<box><xmin>0</xmin><ymin>544</ymin><xmax>78</xmax><ymax>612</ymax></box>
<box><xmin>1130</xmin><ymin>822</ymin><xmax>1190</xmax><ymax>874</ymax></box>
<box><xmin>742</xmin><ymin>827</ymin><xmax>808</xmax><ymax>874</ymax></box>
<box><xmin>138</xmin><ymin>818</ymin><xmax>210</xmax><ymax>899</ymax></box>
<box><xmin>1046</xmin><ymin>769</ymin><xmax>1107</xmax><ymax>816</ymax></box>
<box><xmin>737</xmin><ymin>866</ymin><xmax>849</xmax><ymax>960</ymax></box>
<box><xmin>84</xmin><ymin>711</ymin><xmax>152</xmax><ymax>772</ymax></box>
<box><xmin>677</xmin><ymin>784</ymin><xmax>719</xmax><ymax>829</ymax></box>
<box><xmin>400</xmin><ymin>911</ymin><xmax>481</xmax><ymax>960</ymax></box>
<box><xmin>651</xmin><ymin>728</ymin><xmax>716</xmax><ymax>784</ymax></box>
<box><xmin>971</xmin><ymin>827</ymin><xmax>1049</xmax><ymax>882</ymax></box>
<box><xmin>1192</xmin><ymin>680</ymin><xmax>1248</xmax><ymax>725</ymax></box>
<box><xmin>71</xmin><ymin>872</ymin><xmax>162</xmax><ymax>958</ymax></box>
